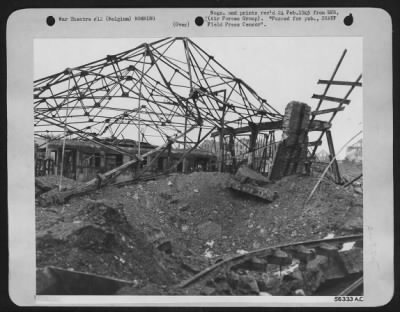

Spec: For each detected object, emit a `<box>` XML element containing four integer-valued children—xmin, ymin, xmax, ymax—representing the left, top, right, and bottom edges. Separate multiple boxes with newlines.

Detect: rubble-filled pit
<box><xmin>36</xmin><ymin>165</ymin><xmax>362</xmax><ymax>295</ymax></box>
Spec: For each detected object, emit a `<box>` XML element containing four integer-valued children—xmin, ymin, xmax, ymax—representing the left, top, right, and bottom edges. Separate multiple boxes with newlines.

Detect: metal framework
<box><xmin>34</xmin><ymin>37</ymin><xmax>282</xmax><ymax>157</ymax></box>
<box><xmin>307</xmin><ymin>49</ymin><xmax>362</xmax><ymax>183</ymax></box>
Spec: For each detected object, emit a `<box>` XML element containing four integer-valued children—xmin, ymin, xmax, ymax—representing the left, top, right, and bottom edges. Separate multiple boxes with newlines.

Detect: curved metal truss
<box><xmin>34</xmin><ymin>37</ymin><xmax>282</xmax><ymax>153</ymax></box>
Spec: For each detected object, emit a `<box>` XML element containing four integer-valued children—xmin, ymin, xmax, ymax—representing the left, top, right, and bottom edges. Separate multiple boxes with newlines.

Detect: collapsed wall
<box><xmin>269</xmin><ymin>101</ymin><xmax>311</xmax><ymax>180</ymax></box>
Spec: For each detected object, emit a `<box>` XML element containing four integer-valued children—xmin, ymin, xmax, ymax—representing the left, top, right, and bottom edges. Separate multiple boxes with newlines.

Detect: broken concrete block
<box><xmin>302</xmin><ymin>255</ymin><xmax>328</xmax><ymax>292</ymax></box>
<box><xmin>237</xmin><ymin>275</ymin><xmax>260</xmax><ymax>295</ymax></box>
<box><xmin>315</xmin><ymin>243</ymin><xmax>339</xmax><ymax>258</ymax></box>
<box><xmin>354</xmin><ymin>239</ymin><xmax>363</xmax><ymax>248</ymax></box>
<box><xmin>227</xmin><ymin>271</ymin><xmax>240</xmax><ymax>289</ymax></box>
<box><xmin>267</xmin><ymin>249</ymin><xmax>292</xmax><ymax>266</ymax></box>
<box><xmin>338</xmin><ymin>247</ymin><xmax>363</xmax><ymax>274</ymax></box>
<box><xmin>213</xmin><ymin>277</ymin><xmax>232</xmax><ymax>295</ymax></box>
<box><xmin>235</xmin><ymin>165</ymin><xmax>270</xmax><ymax>185</ymax></box>
<box><xmin>286</xmin><ymin>245</ymin><xmax>315</xmax><ymax>262</ymax></box>
<box><xmin>323</xmin><ymin>259</ymin><xmax>347</xmax><ymax>280</ymax></box>
<box><xmin>289</xmin><ymin>267</ymin><xmax>304</xmax><ymax>282</ymax></box>
<box><xmin>35</xmin><ymin>178</ymin><xmax>55</xmax><ymax>198</ymax></box>
<box><xmin>258</xmin><ymin>274</ymin><xmax>281</xmax><ymax>295</ymax></box>
<box><xmin>280</xmin><ymin>276</ymin><xmax>304</xmax><ymax>295</ymax></box>
<box><xmin>306</xmin><ymin>255</ymin><xmax>329</xmax><ymax>272</ymax></box>
<box><xmin>229</xmin><ymin>180</ymin><xmax>276</xmax><ymax>201</ymax></box>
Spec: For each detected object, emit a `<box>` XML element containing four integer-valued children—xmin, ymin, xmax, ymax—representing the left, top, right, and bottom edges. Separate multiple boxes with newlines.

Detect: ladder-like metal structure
<box><xmin>308</xmin><ymin>49</ymin><xmax>362</xmax><ymax>184</ymax></box>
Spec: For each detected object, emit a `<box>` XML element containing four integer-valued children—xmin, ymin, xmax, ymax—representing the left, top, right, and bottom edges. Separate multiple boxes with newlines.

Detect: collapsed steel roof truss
<box><xmin>34</xmin><ymin>37</ymin><xmax>282</xmax><ymax>150</ymax></box>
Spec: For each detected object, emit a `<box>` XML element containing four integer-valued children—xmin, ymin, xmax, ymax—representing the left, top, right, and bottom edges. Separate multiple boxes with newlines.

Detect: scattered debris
<box><xmin>36</xmin><ymin>169</ymin><xmax>362</xmax><ymax>295</ymax></box>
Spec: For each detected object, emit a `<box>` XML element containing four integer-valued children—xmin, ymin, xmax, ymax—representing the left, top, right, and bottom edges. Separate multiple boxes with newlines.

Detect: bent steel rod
<box><xmin>178</xmin><ymin>234</ymin><xmax>363</xmax><ymax>288</ymax></box>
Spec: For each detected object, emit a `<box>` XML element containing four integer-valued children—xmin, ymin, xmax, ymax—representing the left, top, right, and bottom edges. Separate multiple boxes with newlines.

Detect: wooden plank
<box><xmin>308</xmin><ymin>140</ymin><xmax>322</xmax><ymax>147</ymax></box>
<box><xmin>211</xmin><ymin>120</ymin><xmax>282</xmax><ymax>137</ymax></box>
<box><xmin>318</xmin><ymin>79</ymin><xmax>362</xmax><ymax>87</ymax></box>
<box><xmin>311</xmin><ymin>107</ymin><xmax>345</xmax><ymax>116</ymax></box>
<box><xmin>312</xmin><ymin>94</ymin><xmax>351</xmax><ymax>105</ymax></box>
<box><xmin>326</xmin><ymin>130</ymin><xmax>342</xmax><ymax>184</ymax></box>
<box><xmin>309</xmin><ymin>120</ymin><xmax>332</xmax><ymax>131</ymax></box>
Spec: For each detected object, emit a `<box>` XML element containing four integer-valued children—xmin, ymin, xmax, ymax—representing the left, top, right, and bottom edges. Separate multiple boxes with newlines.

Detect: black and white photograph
<box><xmin>33</xmin><ymin>36</ymin><xmax>364</xmax><ymax>296</ymax></box>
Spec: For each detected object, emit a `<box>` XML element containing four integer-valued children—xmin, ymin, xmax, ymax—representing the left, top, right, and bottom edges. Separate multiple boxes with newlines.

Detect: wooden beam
<box><xmin>311</xmin><ymin>107</ymin><xmax>345</xmax><ymax>116</ymax></box>
<box><xmin>308</xmin><ymin>140</ymin><xmax>322</xmax><ymax>147</ymax></box>
<box><xmin>248</xmin><ymin>123</ymin><xmax>258</xmax><ymax>169</ymax></box>
<box><xmin>312</xmin><ymin>94</ymin><xmax>351</xmax><ymax>105</ymax></box>
<box><xmin>309</xmin><ymin>120</ymin><xmax>332</xmax><ymax>131</ymax></box>
<box><xmin>318</xmin><ymin>79</ymin><xmax>362</xmax><ymax>87</ymax></box>
<box><xmin>40</xmin><ymin>126</ymin><xmax>197</xmax><ymax>205</ymax></box>
<box><xmin>228</xmin><ymin>132</ymin><xmax>237</xmax><ymax>172</ymax></box>
<box><xmin>326</xmin><ymin>130</ymin><xmax>342</xmax><ymax>184</ymax></box>
<box><xmin>211</xmin><ymin>120</ymin><xmax>282</xmax><ymax>137</ymax></box>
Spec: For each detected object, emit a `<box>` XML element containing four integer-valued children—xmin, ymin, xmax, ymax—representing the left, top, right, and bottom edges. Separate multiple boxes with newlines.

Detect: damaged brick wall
<box><xmin>269</xmin><ymin>101</ymin><xmax>311</xmax><ymax>180</ymax></box>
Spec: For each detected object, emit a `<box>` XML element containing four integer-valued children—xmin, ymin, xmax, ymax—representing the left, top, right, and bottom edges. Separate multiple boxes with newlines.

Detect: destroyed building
<box><xmin>35</xmin><ymin>138</ymin><xmax>216</xmax><ymax>181</ymax></box>
<box><xmin>33</xmin><ymin>37</ymin><xmax>363</xmax><ymax>296</ymax></box>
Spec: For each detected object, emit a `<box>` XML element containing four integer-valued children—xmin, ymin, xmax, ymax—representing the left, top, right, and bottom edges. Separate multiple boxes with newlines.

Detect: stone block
<box><xmin>338</xmin><ymin>247</ymin><xmax>363</xmax><ymax>274</ymax></box>
<box><xmin>315</xmin><ymin>243</ymin><xmax>339</xmax><ymax>258</ymax></box>
<box><xmin>267</xmin><ymin>249</ymin><xmax>292</xmax><ymax>266</ymax></box>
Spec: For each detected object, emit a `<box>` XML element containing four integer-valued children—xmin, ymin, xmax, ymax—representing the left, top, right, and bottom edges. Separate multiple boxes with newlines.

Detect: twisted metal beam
<box><xmin>34</xmin><ymin>37</ymin><xmax>282</xmax><ymax>149</ymax></box>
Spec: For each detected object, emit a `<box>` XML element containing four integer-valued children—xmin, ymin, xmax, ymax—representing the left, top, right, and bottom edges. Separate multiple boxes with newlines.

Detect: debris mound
<box><xmin>36</xmin><ymin>167</ymin><xmax>362</xmax><ymax>295</ymax></box>
<box><xmin>36</xmin><ymin>199</ymin><xmax>180</xmax><ymax>287</ymax></box>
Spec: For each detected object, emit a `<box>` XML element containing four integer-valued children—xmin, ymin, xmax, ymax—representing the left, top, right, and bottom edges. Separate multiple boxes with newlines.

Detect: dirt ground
<box><xmin>36</xmin><ymin>164</ymin><xmax>363</xmax><ymax>295</ymax></box>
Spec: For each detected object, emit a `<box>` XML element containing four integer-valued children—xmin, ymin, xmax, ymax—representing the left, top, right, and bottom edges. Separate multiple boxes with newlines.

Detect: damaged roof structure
<box><xmin>34</xmin><ymin>37</ymin><xmax>363</xmax><ymax>296</ymax></box>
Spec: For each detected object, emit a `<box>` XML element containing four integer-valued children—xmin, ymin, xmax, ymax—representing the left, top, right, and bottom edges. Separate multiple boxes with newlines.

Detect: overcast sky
<box><xmin>35</xmin><ymin>37</ymin><xmax>362</xmax><ymax>157</ymax></box>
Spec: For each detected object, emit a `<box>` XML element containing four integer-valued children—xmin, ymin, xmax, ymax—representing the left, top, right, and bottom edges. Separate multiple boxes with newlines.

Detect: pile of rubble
<box><xmin>183</xmin><ymin>239</ymin><xmax>362</xmax><ymax>296</ymax></box>
<box><xmin>36</xmin><ymin>199</ymin><xmax>187</xmax><ymax>292</ymax></box>
<box><xmin>36</xmin><ymin>164</ymin><xmax>362</xmax><ymax>295</ymax></box>
<box><xmin>35</xmin><ymin>175</ymin><xmax>81</xmax><ymax>198</ymax></box>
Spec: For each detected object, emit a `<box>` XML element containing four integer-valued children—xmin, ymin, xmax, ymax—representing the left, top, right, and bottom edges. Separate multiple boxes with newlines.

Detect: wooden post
<box><xmin>260</xmin><ymin>133</ymin><xmax>269</xmax><ymax>173</ymax></box>
<box><xmin>75</xmin><ymin>150</ymin><xmax>80</xmax><ymax>180</ymax></box>
<box><xmin>326</xmin><ymin>130</ymin><xmax>342</xmax><ymax>184</ymax></box>
<box><xmin>248</xmin><ymin>122</ymin><xmax>258</xmax><ymax>170</ymax></box>
<box><xmin>218</xmin><ymin>106</ymin><xmax>226</xmax><ymax>172</ymax></box>
<box><xmin>166</xmin><ymin>136</ymin><xmax>172</xmax><ymax>172</ymax></box>
<box><xmin>218</xmin><ymin>128</ymin><xmax>224</xmax><ymax>172</ymax></box>
<box><xmin>228</xmin><ymin>130</ymin><xmax>237</xmax><ymax>173</ymax></box>
<box><xmin>183</xmin><ymin>109</ymin><xmax>188</xmax><ymax>173</ymax></box>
